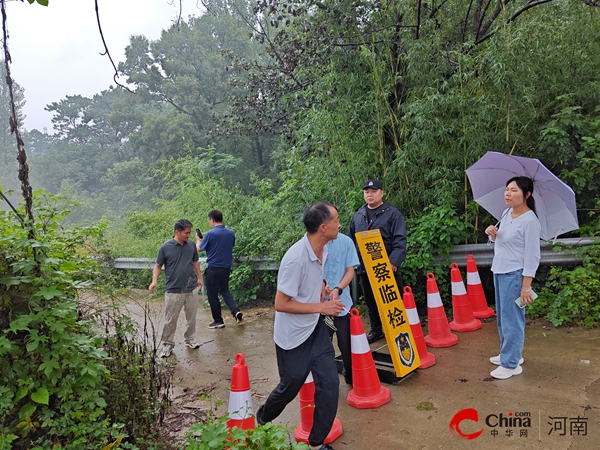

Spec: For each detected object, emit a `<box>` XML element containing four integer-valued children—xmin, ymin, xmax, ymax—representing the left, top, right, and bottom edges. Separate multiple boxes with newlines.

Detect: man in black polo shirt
<box><xmin>149</xmin><ymin>219</ymin><xmax>203</xmax><ymax>358</ymax></box>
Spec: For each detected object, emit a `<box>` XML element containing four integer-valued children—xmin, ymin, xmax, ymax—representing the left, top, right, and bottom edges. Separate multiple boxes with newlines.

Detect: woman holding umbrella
<box><xmin>485</xmin><ymin>176</ymin><xmax>541</xmax><ymax>380</ymax></box>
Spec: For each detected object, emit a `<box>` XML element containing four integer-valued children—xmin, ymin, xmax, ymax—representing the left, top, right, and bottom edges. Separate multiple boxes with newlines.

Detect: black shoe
<box><xmin>256</xmin><ymin>404</ymin><xmax>266</xmax><ymax>426</ymax></box>
<box><xmin>342</xmin><ymin>369</ymin><xmax>352</xmax><ymax>385</ymax></box>
<box><xmin>367</xmin><ymin>330</ymin><xmax>384</xmax><ymax>344</ymax></box>
<box><xmin>235</xmin><ymin>310</ymin><xmax>244</xmax><ymax>324</ymax></box>
<box><xmin>209</xmin><ymin>321</ymin><xmax>225</xmax><ymax>329</ymax></box>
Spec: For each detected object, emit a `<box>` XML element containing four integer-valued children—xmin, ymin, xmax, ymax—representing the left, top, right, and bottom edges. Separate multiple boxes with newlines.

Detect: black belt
<box><xmin>166</xmin><ymin>289</ymin><xmax>193</xmax><ymax>294</ymax></box>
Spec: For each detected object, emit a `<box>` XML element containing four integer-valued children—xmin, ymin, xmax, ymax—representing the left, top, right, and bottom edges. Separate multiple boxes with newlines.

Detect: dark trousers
<box><xmin>259</xmin><ymin>319</ymin><xmax>339</xmax><ymax>447</ymax></box>
<box><xmin>204</xmin><ymin>266</ymin><xmax>238</xmax><ymax>322</ymax></box>
<box><xmin>326</xmin><ymin>314</ymin><xmax>352</xmax><ymax>382</ymax></box>
<box><xmin>359</xmin><ymin>271</ymin><xmax>403</xmax><ymax>333</ymax></box>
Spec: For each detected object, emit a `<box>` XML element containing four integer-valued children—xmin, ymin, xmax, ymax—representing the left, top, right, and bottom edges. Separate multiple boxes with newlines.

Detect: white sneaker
<box><xmin>185</xmin><ymin>341</ymin><xmax>200</xmax><ymax>349</ymax></box>
<box><xmin>490</xmin><ymin>365</ymin><xmax>523</xmax><ymax>379</ymax></box>
<box><xmin>160</xmin><ymin>345</ymin><xmax>173</xmax><ymax>358</ymax></box>
<box><xmin>490</xmin><ymin>355</ymin><xmax>524</xmax><ymax>365</ymax></box>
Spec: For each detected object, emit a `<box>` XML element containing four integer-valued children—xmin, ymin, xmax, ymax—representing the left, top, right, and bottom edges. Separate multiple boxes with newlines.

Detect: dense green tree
<box><xmin>118</xmin><ymin>10</ymin><xmax>277</xmax><ymax>184</ymax></box>
<box><xmin>25</xmin><ymin>129</ymin><xmax>51</xmax><ymax>156</ymax></box>
<box><xmin>28</xmin><ymin>7</ymin><xmax>281</xmax><ymax>212</ymax></box>
<box><xmin>29</xmin><ymin>88</ymin><xmax>133</xmax><ymax>194</ymax></box>
<box><xmin>227</xmin><ymin>0</ymin><xmax>600</xmax><ymax>233</ymax></box>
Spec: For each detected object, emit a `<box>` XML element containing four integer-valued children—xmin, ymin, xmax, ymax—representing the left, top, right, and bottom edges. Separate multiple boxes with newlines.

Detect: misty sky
<box><xmin>7</xmin><ymin>0</ymin><xmax>204</xmax><ymax>133</ymax></box>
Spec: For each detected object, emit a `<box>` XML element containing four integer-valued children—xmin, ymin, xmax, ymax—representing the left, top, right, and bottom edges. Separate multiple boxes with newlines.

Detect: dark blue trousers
<box><xmin>204</xmin><ymin>266</ymin><xmax>238</xmax><ymax>322</ymax></box>
<box><xmin>326</xmin><ymin>313</ymin><xmax>352</xmax><ymax>382</ymax></box>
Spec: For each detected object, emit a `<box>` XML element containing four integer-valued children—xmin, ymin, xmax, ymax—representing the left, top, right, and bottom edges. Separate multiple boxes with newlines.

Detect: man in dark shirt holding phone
<box><xmin>196</xmin><ymin>210</ymin><xmax>243</xmax><ymax>328</ymax></box>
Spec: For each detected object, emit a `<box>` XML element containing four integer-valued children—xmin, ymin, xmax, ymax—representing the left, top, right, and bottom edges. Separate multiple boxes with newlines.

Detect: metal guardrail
<box><xmin>112</xmin><ymin>258</ymin><xmax>173</xmax><ymax>270</ymax></box>
<box><xmin>433</xmin><ymin>237</ymin><xmax>596</xmax><ymax>268</ymax></box>
<box><xmin>113</xmin><ymin>237</ymin><xmax>597</xmax><ymax>271</ymax></box>
<box><xmin>112</xmin><ymin>256</ymin><xmax>278</xmax><ymax>270</ymax></box>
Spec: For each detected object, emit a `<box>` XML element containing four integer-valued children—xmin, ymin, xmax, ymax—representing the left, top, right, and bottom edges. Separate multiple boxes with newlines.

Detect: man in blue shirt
<box><xmin>324</xmin><ymin>233</ymin><xmax>359</xmax><ymax>385</ymax></box>
<box><xmin>196</xmin><ymin>210</ymin><xmax>242</xmax><ymax>328</ymax></box>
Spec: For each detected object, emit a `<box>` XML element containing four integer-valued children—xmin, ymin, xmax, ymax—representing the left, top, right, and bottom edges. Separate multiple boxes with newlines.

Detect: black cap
<box><xmin>363</xmin><ymin>179</ymin><xmax>383</xmax><ymax>190</ymax></box>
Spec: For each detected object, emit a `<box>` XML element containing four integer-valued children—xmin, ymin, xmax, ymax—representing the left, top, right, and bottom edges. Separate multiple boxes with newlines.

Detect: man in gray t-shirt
<box><xmin>149</xmin><ymin>219</ymin><xmax>203</xmax><ymax>358</ymax></box>
<box><xmin>256</xmin><ymin>202</ymin><xmax>344</xmax><ymax>450</ymax></box>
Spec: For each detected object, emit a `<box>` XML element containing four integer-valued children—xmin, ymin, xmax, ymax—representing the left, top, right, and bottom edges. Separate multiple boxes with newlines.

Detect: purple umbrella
<box><xmin>465</xmin><ymin>151</ymin><xmax>579</xmax><ymax>240</ymax></box>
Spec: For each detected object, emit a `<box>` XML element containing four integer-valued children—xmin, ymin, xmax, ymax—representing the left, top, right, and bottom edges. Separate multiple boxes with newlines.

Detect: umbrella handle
<box><xmin>486</xmin><ymin>220</ymin><xmax>500</xmax><ymax>246</ymax></box>
<box><xmin>552</xmin><ymin>229</ymin><xmax>563</xmax><ymax>244</ymax></box>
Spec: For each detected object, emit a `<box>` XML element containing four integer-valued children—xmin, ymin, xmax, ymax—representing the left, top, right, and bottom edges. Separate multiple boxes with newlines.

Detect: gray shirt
<box><xmin>274</xmin><ymin>233</ymin><xmax>327</xmax><ymax>350</ymax></box>
<box><xmin>156</xmin><ymin>238</ymin><xmax>199</xmax><ymax>292</ymax></box>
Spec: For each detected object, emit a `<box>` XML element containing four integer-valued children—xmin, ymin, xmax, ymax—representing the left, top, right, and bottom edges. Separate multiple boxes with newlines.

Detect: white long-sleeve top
<box><xmin>491</xmin><ymin>208</ymin><xmax>541</xmax><ymax>277</ymax></box>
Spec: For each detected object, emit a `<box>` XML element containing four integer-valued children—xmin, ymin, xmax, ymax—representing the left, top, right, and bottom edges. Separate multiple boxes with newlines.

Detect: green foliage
<box><xmin>229</xmin><ymin>263</ymin><xmax>277</xmax><ymax>303</ymax></box>
<box><xmin>524</xmin><ymin>104</ymin><xmax>600</xmax><ymax>327</ymax></box>
<box><xmin>117</xmin><ymin>12</ymin><xmax>277</xmax><ymax>184</ymax></box>
<box><xmin>25</xmin><ymin>10</ymin><xmax>279</xmax><ymax>224</ymax></box>
<box><xmin>33</xmin><ymin>90</ymin><xmax>134</xmax><ymax>194</ymax></box>
<box><xmin>0</xmin><ymin>192</ymin><xmax>172</xmax><ymax>449</ymax></box>
<box><xmin>0</xmin><ymin>193</ymin><xmax>114</xmax><ymax>448</ymax></box>
<box><xmin>403</xmin><ymin>204</ymin><xmax>473</xmax><ymax>305</ymax></box>
<box><xmin>539</xmin><ymin>103</ymin><xmax>600</xmax><ymax>214</ymax></box>
<box><xmin>528</xmin><ymin>222</ymin><xmax>600</xmax><ymax>327</ymax></box>
<box><xmin>184</xmin><ymin>414</ymin><xmax>309</xmax><ymax>450</ymax></box>
<box><xmin>237</xmin><ymin>0</ymin><xmax>600</xmax><ymax>234</ymax></box>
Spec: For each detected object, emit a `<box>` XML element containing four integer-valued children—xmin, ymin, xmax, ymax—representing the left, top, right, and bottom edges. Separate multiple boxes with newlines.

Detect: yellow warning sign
<box><xmin>355</xmin><ymin>229</ymin><xmax>420</xmax><ymax>376</ymax></box>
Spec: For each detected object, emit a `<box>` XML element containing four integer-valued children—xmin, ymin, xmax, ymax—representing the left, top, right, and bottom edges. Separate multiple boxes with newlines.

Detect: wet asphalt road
<box><xmin>126</xmin><ymin>291</ymin><xmax>600</xmax><ymax>450</ymax></box>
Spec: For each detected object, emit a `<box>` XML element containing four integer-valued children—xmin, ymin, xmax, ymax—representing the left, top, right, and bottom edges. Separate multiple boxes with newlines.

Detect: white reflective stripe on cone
<box><xmin>228</xmin><ymin>391</ymin><xmax>254</xmax><ymax>419</ymax></box>
<box><xmin>406</xmin><ymin>307</ymin><xmax>420</xmax><ymax>325</ymax></box>
<box><xmin>466</xmin><ymin>271</ymin><xmax>482</xmax><ymax>284</ymax></box>
<box><xmin>451</xmin><ymin>281</ymin><xmax>467</xmax><ymax>295</ymax></box>
<box><xmin>351</xmin><ymin>333</ymin><xmax>371</xmax><ymax>354</ymax></box>
<box><xmin>427</xmin><ymin>292</ymin><xmax>443</xmax><ymax>308</ymax></box>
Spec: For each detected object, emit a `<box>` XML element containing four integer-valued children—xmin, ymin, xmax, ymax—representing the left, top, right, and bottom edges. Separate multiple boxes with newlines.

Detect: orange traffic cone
<box><xmin>466</xmin><ymin>254</ymin><xmax>495</xmax><ymax>318</ymax></box>
<box><xmin>226</xmin><ymin>353</ymin><xmax>255</xmax><ymax>430</ymax></box>
<box><xmin>424</xmin><ymin>273</ymin><xmax>458</xmax><ymax>348</ymax></box>
<box><xmin>448</xmin><ymin>263</ymin><xmax>482</xmax><ymax>332</ymax></box>
<box><xmin>403</xmin><ymin>286</ymin><xmax>435</xmax><ymax>369</ymax></box>
<box><xmin>293</xmin><ymin>372</ymin><xmax>343</xmax><ymax>445</ymax></box>
<box><xmin>347</xmin><ymin>308</ymin><xmax>390</xmax><ymax>409</ymax></box>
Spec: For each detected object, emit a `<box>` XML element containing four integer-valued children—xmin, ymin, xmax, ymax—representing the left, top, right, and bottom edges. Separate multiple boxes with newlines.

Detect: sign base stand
<box><xmin>334</xmin><ymin>353</ymin><xmax>415</xmax><ymax>385</ymax></box>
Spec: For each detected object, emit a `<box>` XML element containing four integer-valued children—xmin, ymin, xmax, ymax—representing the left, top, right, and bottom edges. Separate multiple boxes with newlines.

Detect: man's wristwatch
<box><xmin>333</xmin><ymin>286</ymin><xmax>343</xmax><ymax>295</ymax></box>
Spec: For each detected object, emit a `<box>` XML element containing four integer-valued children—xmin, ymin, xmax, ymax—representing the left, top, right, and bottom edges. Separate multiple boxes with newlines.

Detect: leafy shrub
<box><xmin>0</xmin><ymin>193</ymin><xmax>115</xmax><ymax>448</ymax></box>
<box><xmin>528</xmin><ymin>233</ymin><xmax>600</xmax><ymax>327</ymax></box>
<box><xmin>184</xmin><ymin>414</ymin><xmax>309</xmax><ymax>450</ymax></box>
<box><xmin>0</xmin><ymin>192</ymin><xmax>172</xmax><ymax>449</ymax></box>
<box><xmin>230</xmin><ymin>262</ymin><xmax>277</xmax><ymax>304</ymax></box>
<box><xmin>528</xmin><ymin>107</ymin><xmax>600</xmax><ymax>326</ymax></box>
<box><xmin>403</xmin><ymin>204</ymin><xmax>473</xmax><ymax>305</ymax></box>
